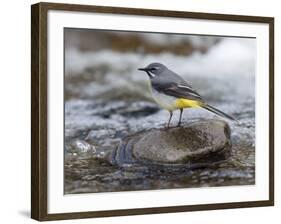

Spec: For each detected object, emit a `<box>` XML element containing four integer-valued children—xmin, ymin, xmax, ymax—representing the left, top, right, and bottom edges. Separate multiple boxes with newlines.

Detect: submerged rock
<box><xmin>110</xmin><ymin>120</ymin><xmax>232</xmax><ymax>167</ymax></box>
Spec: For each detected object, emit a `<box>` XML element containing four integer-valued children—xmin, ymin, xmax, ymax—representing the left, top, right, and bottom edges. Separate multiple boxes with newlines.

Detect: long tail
<box><xmin>201</xmin><ymin>104</ymin><xmax>238</xmax><ymax>122</ymax></box>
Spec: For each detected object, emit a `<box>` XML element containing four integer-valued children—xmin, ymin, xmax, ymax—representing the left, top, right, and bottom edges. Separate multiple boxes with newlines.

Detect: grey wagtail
<box><xmin>138</xmin><ymin>62</ymin><xmax>237</xmax><ymax>128</ymax></box>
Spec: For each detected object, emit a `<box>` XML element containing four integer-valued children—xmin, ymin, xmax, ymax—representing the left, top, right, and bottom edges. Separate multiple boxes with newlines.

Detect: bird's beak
<box><xmin>138</xmin><ymin>67</ymin><xmax>152</xmax><ymax>78</ymax></box>
<box><xmin>138</xmin><ymin>67</ymin><xmax>147</xmax><ymax>71</ymax></box>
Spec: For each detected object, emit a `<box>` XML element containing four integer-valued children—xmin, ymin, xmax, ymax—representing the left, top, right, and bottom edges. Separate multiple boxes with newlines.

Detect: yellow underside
<box><xmin>175</xmin><ymin>98</ymin><xmax>202</xmax><ymax>109</ymax></box>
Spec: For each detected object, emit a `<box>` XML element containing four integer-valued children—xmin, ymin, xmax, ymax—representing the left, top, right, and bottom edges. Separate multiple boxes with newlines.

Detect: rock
<box><xmin>110</xmin><ymin>120</ymin><xmax>232</xmax><ymax>167</ymax></box>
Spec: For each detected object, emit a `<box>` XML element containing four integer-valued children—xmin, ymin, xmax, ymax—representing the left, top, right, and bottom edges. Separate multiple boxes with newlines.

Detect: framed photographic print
<box><xmin>31</xmin><ymin>2</ymin><xmax>274</xmax><ymax>221</ymax></box>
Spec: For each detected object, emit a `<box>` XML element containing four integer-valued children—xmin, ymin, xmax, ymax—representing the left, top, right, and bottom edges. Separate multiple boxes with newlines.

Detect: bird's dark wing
<box><xmin>154</xmin><ymin>82</ymin><xmax>204</xmax><ymax>102</ymax></box>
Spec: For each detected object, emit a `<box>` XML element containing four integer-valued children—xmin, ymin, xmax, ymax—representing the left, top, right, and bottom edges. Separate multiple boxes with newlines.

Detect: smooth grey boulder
<box><xmin>110</xmin><ymin>120</ymin><xmax>232</xmax><ymax>167</ymax></box>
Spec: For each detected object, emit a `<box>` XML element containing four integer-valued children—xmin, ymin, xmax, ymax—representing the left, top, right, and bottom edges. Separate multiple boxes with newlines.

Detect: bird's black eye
<box><xmin>150</xmin><ymin>67</ymin><xmax>158</xmax><ymax>71</ymax></box>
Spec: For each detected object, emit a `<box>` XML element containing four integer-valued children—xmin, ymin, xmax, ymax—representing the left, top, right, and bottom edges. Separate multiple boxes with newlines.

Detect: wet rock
<box><xmin>110</xmin><ymin>120</ymin><xmax>231</xmax><ymax>167</ymax></box>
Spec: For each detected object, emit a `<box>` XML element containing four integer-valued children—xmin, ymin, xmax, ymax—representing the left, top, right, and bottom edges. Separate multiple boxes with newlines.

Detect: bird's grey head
<box><xmin>138</xmin><ymin>62</ymin><xmax>167</xmax><ymax>78</ymax></box>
